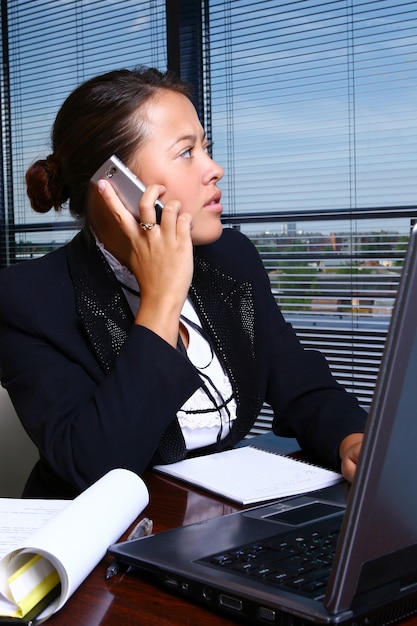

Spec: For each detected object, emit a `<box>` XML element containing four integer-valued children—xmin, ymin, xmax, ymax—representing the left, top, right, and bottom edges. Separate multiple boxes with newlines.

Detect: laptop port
<box><xmin>258</xmin><ymin>606</ymin><xmax>276</xmax><ymax>622</ymax></box>
<box><xmin>219</xmin><ymin>594</ymin><xmax>243</xmax><ymax>612</ymax></box>
<box><xmin>164</xmin><ymin>575</ymin><xmax>179</xmax><ymax>589</ymax></box>
<box><xmin>202</xmin><ymin>586</ymin><xmax>213</xmax><ymax>601</ymax></box>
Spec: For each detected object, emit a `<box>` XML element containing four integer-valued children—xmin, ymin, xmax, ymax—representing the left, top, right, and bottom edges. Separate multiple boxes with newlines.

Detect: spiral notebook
<box><xmin>153</xmin><ymin>442</ymin><xmax>342</xmax><ymax>505</ymax></box>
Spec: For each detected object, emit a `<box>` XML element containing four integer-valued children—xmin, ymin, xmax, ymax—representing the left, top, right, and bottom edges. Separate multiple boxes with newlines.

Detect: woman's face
<box><xmin>129</xmin><ymin>90</ymin><xmax>224</xmax><ymax>245</ymax></box>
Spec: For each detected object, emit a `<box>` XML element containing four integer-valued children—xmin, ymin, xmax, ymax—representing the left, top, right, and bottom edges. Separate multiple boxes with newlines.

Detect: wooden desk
<box><xmin>46</xmin><ymin>470</ymin><xmax>417</xmax><ymax>626</ymax></box>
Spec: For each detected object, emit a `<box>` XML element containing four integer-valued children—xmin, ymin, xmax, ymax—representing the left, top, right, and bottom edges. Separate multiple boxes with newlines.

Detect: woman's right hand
<box><xmin>90</xmin><ymin>178</ymin><xmax>194</xmax><ymax>347</ymax></box>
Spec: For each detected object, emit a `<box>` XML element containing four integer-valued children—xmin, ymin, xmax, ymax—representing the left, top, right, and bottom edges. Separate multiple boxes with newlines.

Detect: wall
<box><xmin>0</xmin><ymin>386</ymin><xmax>38</xmax><ymax>497</ymax></box>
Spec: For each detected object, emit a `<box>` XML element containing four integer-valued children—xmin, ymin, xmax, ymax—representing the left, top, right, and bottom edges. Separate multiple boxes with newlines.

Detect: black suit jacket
<box><xmin>0</xmin><ymin>227</ymin><xmax>367</xmax><ymax>497</ymax></box>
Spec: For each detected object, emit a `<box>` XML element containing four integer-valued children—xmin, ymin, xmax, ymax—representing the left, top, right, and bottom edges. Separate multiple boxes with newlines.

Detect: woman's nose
<box><xmin>206</xmin><ymin>155</ymin><xmax>224</xmax><ymax>183</ymax></box>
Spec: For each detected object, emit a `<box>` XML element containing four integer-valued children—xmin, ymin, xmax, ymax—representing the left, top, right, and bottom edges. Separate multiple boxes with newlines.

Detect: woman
<box><xmin>0</xmin><ymin>67</ymin><xmax>366</xmax><ymax>498</ymax></box>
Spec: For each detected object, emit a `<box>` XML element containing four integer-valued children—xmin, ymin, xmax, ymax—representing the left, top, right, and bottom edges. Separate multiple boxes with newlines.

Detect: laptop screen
<box><xmin>326</xmin><ymin>224</ymin><xmax>417</xmax><ymax>612</ymax></box>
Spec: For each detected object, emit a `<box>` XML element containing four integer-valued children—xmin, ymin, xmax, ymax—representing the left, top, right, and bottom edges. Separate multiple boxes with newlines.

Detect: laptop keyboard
<box><xmin>202</xmin><ymin>525</ymin><xmax>340</xmax><ymax>600</ymax></box>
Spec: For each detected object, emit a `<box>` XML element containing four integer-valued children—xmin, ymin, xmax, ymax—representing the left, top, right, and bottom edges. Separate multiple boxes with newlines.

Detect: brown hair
<box><xmin>25</xmin><ymin>67</ymin><xmax>192</xmax><ymax>219</ymax></box>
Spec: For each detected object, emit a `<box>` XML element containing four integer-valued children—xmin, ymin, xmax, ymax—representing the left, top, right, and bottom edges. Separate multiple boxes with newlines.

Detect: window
<box><xmin>205</xmin><ymin>1</ymin><xmax>417</xmax><ymax>426</ymax></box>
<box><xmin>208</xmin><ymin>0</ymin><xmax>417</xmax><ymax>214</ymax></box>
<box><xmin>1</xmin><ymin>0</ymin><xmax>167</xmax><ymax>265</ymax></box>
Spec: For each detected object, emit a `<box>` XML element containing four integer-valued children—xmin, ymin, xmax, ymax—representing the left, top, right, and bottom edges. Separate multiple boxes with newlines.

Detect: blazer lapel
<box><xmin>191</xmin><ymin>253</ymin><xmax>262</xmax><ymax>444</ymax></box>
<box><xmin>67</xmin><ymin>228</ymin><xmax>134</xmax><ymax>373</ymax></box>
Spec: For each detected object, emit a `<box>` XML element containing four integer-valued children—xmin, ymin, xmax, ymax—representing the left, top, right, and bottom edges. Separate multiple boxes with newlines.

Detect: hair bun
<box><xmin>26</xmin><ymin>155</ymin><xmax>69</xmax><ymax>213</ymax></box>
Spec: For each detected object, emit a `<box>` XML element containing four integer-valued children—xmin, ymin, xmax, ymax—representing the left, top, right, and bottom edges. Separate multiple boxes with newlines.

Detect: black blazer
<box><xmin>0</xmin><ymin>227</ymin><xmax>367</xmax><ymax>497</ymax></box>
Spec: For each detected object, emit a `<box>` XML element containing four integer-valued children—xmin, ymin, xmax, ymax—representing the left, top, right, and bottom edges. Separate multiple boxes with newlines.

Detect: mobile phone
<box><xmin>91</xmin><ymin>154</ymin><xmax>163</xmax><ymax>224</ymax></box>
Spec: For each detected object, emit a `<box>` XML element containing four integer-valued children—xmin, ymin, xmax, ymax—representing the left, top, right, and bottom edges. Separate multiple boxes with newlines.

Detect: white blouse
<box><xmin>95</xmin><ymin>238</ymin><xmax>237</xmax><ymax>450</ymax></box>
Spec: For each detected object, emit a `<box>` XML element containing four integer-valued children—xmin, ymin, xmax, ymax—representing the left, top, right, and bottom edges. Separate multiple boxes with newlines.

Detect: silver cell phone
<box><xmin>91</xmin><ymin>154</ymin><xmax>163</xmax><ymax>224</ymax></box>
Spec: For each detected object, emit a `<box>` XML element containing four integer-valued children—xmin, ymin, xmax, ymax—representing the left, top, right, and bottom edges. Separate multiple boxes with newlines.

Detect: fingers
<box><xmin>176</xmin><ymin>211</ymin><xmax>193</xmax><ymax>239</ymax></box>
<box><xmin>341</xmin><ymin>457</ymin><xmax>356</xmax><ymax>483</ymax></box>
<box><xmin>138</xmin><ymin>184</ymin><xmax>166</xmax><ymax>227</ymax></box>
<box><xmin>92</xmin><ymin>178</ymin><xmax>137</xmax><ymax>227</ymax></box>
<box><xmin>138</xmin><ymin>184</ymin><xmax>193</xmax><ymax>240</ymax></box>
<box><xmin>93</xmin><ymin>178</ymin><xmax>192</xmax><ymax>241</ymax></box>
<box><xmin>339</xmin><ymin>436</ymin><xmax>363</xmax><ymax>483</ymax></box>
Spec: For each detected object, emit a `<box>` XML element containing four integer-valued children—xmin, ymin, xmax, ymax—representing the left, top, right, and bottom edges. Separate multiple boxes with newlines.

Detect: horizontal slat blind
<box><xmin>208</xmin><ymin>0</ymin><xmax>417</xmax><ymax>214</ymax></box>
<box><xmin>4</xmin><ymin>0</ymin><xmax>166</xmax><ymax>247</ymax></box>
<box><xmin>240</xmin><ymin>214</ymin><xmax>411</xmax><ymax>433</ymax></box>
<box><xmin>206</xmin><ymin>1</ymin><xmax>417</xmax><ymax>434</ymax></box>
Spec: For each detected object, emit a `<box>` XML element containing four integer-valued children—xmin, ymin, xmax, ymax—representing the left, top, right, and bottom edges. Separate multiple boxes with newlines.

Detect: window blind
<box><xmin>207</xmin><ymin>0</ymin><xmax>417</xmax><ymax>215</ymax></box>
<box><xmin>3</xmin><ymin>0</ymin><xmax>167</xmax><ymax>256</ymax></box>
<box><xmin>233</xmin><ymin>211</ymin><xmax>414</xmax><ymax>433</ymax></box>
<box><xmin>205</xmin><ymin>1</ymin><xmax>417</xmax><ymax>430</ymax></box>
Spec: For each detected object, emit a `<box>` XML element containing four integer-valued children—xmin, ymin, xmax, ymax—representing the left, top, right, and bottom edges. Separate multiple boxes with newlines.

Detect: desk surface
<box><xmin>47</xmin><ymin>470</ymin><xmax>417</xmax><ymax>626</ymax></box>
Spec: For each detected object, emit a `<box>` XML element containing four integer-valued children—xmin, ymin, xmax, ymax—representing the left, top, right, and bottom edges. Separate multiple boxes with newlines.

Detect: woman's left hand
<box><xmin>339</xmin><ymin>432</ymin><xmax>364</xmax><ymax>482</ymax></box>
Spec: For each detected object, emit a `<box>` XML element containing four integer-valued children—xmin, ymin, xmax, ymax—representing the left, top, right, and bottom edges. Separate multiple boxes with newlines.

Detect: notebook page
<box><xmin>154</xmin><ymin>446</ymin><xmax>342</xmax><ymax>505</ymax></box>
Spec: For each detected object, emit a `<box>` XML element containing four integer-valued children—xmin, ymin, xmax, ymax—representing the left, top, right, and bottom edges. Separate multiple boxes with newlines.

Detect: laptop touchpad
<box><xmin>244</xmin><ymin>496</ymin><xmax>345</xmax><ymax>526</ymax></box>
<box><xmin>267</xmin><ymin>502</ymin><xmax>344</xmax><ymax>525</ymax></box>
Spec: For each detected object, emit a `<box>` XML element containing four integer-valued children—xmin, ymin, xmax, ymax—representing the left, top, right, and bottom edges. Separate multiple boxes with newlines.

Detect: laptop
<box><xmin>109</xmin><ymin>224</ymin><xmax>417</xmax><ymax>625</ymax></box>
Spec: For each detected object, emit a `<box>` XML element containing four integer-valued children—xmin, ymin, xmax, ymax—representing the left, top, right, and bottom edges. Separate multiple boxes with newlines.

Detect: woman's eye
<box><xmin>180</xmin><ymin>148</ymin><xmax>192</xmax><ymax>158</ymax></box>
